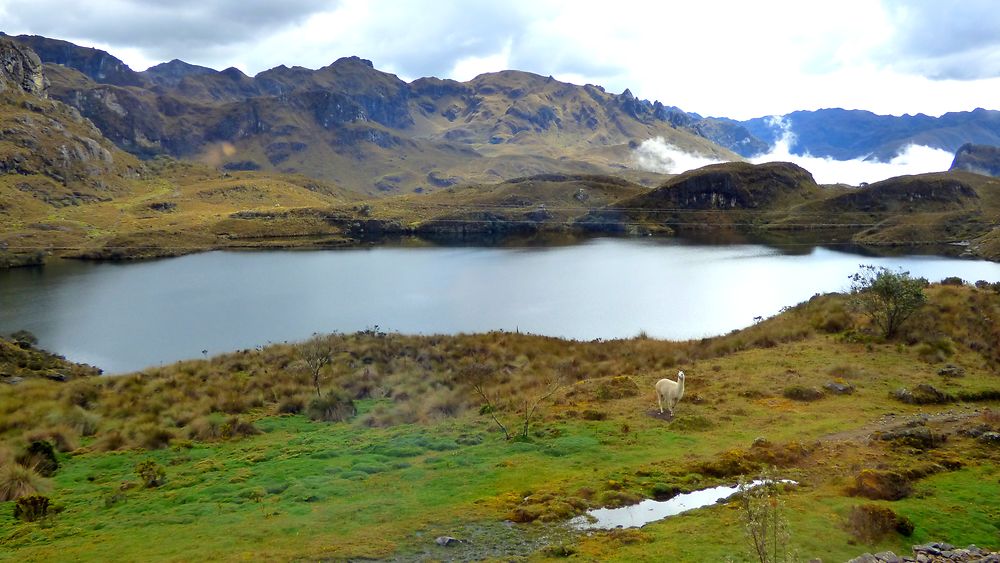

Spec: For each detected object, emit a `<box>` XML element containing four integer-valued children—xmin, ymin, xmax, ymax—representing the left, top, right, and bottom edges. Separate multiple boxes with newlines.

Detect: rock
<box><xmin>824</xmin><ymin>381</ymin><xmax>856</xmax><ymax>394</ymax></box>
<box><xmin>977</xmin><ymin>431</ymin><xmax>1000</xmax><ymax>445</ymax></box>
<box><xmin>848</xmin><ymin>554</ymin><xmax>879</xmax><ymax>563</ymax></box>
<box><xmin>891</xmin><ymin>384</ymin><xmax>954</xmax><ymax>405</ymax></box>
<box><xmin>938</xmin><ymin>364</ymin><xmax>966</xmax><ymax>378</ymax></box>
<box><xmin>950</xmin><ymin>143</ymin><xmax>1000</xmax><ymax>178</ymax></box>
<box><xmin>2</xmin><ymin>376</ymin><xmax>24</xmax><ymax>385</ymax></box>
<box><xmin>874</xmin><ymin>551</ymin><xmax>901</xmax><ymax>562</ymax></box>
<box><xmin>878</xmin><ymin>426</ymin><xmax>946</xmax><ymax>449</ymax></box>
<box><xmin>435</xmin><ymin>536</ymin><xmax>462</xmax><ymax>547</ymax></box>
<box><xmin>0</xmin><ymin>37</ymin><xmax>48</xmax><ymax>95</ymax></box>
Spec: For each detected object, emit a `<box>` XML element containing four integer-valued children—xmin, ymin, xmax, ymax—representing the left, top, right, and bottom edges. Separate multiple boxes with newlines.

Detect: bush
<box><xmin>849</xmin><ymin>469</ymin><xmax>912</xmax><ymax>500</ymax></box>
<box><xmin>0</xmin><ymin>463</ymin><xmax>51</xmax><ymax>501</ymax></box>
<box><xmin>940</xmin><ymin>276</ymin><xmax>965</xmax><ymax>286</ymax></box>
<box><xmin>9</xmin><ymin>330</ymin><xmax>38</xmax><ymax>348</ymax></box>
<box><xmin>13</xmin><ymin>494</ymin><xmax>50</xmax><ymax>522</ymax></box>
<box><xmin>306</xmin><ymin>391</ymin><xmax>357</xmax><ymax>422</ymax></box>
<box><xmin>846</xmin><ymin>504</ymin><xmax>914</xmax><ymax>543</ymax></box>
<box><xmin>17</xmin><ymin>441</ymin><xmax>59</xmax><ymax>477</ymax></box>
<box><xmin>135</xmin><ymin>460</ymin><xmax>166</xmax><ymax>488</ymax></box>
<box><xmin>782</xmin><ymin>386</ymin><xmax>824</xmax><ymax>402</ymax></box>
<box><xmin>849</xmin><ymin>265</ymin><xmax>927</xmax><ymax>338</ymax></box>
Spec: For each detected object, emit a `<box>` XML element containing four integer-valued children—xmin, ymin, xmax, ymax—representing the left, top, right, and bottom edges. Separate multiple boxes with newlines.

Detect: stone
<box><xmin>824</xmin><ymin>381</ymin><xmax>856</xmax><ymax>394</ymax></box>
<box><xmin>435</xmin><ymin>536</ymin><xmax>461</xmax><ymax>547</ymax></box>
<box><xmin>938</xmin><ymin>364</ymin><xmax>966</xmax><ymax>378</ymax></box>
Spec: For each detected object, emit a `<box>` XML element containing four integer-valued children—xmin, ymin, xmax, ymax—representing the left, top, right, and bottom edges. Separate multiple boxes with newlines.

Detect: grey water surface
<box><xmin>1</xmin><ymin>238</ymin><xmax>996</xmax><ymax>373</ymax></box>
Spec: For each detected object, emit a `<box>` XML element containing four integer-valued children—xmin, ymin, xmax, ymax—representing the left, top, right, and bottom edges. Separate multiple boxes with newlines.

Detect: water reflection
<box><xmin>1</xmin><ymin>238</ymin><xmax>997</xmax><ymax>373</ymax></box>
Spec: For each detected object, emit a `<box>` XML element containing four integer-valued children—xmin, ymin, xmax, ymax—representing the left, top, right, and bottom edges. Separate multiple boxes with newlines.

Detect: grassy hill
<box><xmin>1</xmin><ymin>283</ymin><xmax>999</xmax><ymax>560</ymax></box>
<box><xmin>587</xmin><ymin>163</ymin><xmax>1000</xmax><ymax>260</ymax></box>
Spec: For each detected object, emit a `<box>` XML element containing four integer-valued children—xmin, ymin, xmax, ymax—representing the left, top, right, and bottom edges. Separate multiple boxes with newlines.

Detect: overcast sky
<box><xmin>1</xmin><ymin>0</ymin><xmax>998</xmax><ymax>120</ymax></box>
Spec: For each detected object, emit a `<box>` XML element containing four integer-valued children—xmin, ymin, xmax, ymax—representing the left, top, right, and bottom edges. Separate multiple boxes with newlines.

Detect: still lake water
<box><xmin>1</xmin><ymin>238</ymin><xmax>997</xmax><ymax>374</ymax></box>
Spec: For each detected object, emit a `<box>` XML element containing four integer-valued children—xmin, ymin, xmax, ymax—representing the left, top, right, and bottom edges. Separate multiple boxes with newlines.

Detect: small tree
<box><xmin>849</xmin><ymin>265</ymin><xmax>927</xmax><ymax>338</ymax></box>
<box><xmin>738</xmin><ymin>469</ymin><xmax>792</xmax><ymax>563</ymax></box>
<box><xmin>301</xmin><ymin>334</ymin><xmax>336</xmax><ymax>398</ymax></box>
<box><xmin>468</xmin><ymin>362</ymin><xmax>564</xmax><ymax>441</ymax></box>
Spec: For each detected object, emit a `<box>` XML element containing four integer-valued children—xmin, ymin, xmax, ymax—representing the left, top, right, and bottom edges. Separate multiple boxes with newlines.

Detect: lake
<box><xmin>1</xmin><ymin>238</ymin><xmax>997</xmax><ymax>374</ymax></box>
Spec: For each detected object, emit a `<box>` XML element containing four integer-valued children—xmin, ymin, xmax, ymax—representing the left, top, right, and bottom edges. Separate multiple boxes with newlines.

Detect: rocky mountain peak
<box><xmin>0</xmin><ymin>37</ymin><xmax>48</xmax><ymax>96</ymax></box>
<box><xmin>143</xmin><ymin>59</ymin><xmax>218</xmax><ymax>87</ymax></box>
<box><xmin>950</xmin><ymin>143</ymin><xmax>1000</xmax><ymax>177</ymax></box>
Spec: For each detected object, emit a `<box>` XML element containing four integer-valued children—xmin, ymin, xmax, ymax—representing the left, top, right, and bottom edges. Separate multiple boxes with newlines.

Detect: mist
<box><xmin>631</xmin><ymin>137</ymin><xmax>727</xmax><ymax>174</ymax></box>
<box><xmin>632</xmin><ymin>131</ymin><xmax>955</xmax><ymax>186</ymax></box>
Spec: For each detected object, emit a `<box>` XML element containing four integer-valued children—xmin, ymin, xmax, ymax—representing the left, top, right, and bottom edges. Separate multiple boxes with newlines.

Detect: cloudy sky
<box><xmin>1</xmin><ymin>0</ymin><xmax>998</xmax><ymax>120</ymax></box>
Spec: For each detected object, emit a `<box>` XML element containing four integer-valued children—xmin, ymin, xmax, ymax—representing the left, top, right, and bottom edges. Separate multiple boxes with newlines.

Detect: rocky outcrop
<box><xmin>847</xmin><ymin>542</ymin><xmax>1000</xmax><ymax>562</ymax></box>
<box><xmin>827</xmin><ymin>172</ymin><xmax>980</xmax><ymax>213</ymax></box>
<box><xmin>625</xmin><ymin>161</ymin><xmax>818</xmax><ymax>210</ymax></box>
<box><xmin>5</xmin><ymin>33</ymin><xmax>146</xmax><ymax>87</ymax></box>
<box><xmin>950</xmin><ymin>143</ymin><xmax>1000</xmax><ymax>177</ymax></box>
<box><xmin>0</xmin><ymin>37</ymin><xmax>47</xmax><ymax>95</ymax></box>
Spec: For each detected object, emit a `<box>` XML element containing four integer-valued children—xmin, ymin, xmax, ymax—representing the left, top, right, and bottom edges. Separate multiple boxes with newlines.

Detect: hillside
<box><xmin>0</xmin><ymin>37</ymin><xmax>359</xmax><ymax>264</ymax></box>
<box><xmin>576</xmin><ymin>163</ymin><xmax>1000</xmax><ymax>259</ymax></box>
<box><xmin>5</xmin><ymin>33</ymin><xmax>750</xmax><ymax>195</ymax></box>
<box><xmin>2</xmin><ymin>283</ymin><xmax>999</xmax><ymax>560</ymax></box>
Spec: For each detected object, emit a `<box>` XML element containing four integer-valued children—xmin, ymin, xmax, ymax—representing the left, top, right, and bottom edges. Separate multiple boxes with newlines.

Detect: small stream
<box><xmin>570</xmin><ymin>480</ymin><xmax>796</xmax><ymax>530</ymax></box>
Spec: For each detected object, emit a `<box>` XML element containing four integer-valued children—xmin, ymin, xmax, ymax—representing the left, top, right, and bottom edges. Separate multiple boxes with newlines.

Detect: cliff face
<box><xmin>950</xmin><ymin>143</ymin><xmax>1000</xmax><ymax>177</ymax></box>
<box><xmin>0</xmin><ymin>37</ymin><xmax>140</xmax><ymax>201</ymax></box>
<box><xmin>0</xmin><ymin>37</ymin><xmax>47</xmax><ymax>95</ymax></box>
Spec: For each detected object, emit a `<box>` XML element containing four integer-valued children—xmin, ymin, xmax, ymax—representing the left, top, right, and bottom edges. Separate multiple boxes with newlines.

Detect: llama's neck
<box><xmin>677</xmin><ymin>378</ymin><xmax>685</xmax><ymax>400</ymax></box>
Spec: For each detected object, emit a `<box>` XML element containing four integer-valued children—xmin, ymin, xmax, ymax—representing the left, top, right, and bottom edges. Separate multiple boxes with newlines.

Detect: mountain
<box><xmin>741</xmin><ymin>108</ymin><xmax>1000</xmax><ymax>161</ymax></box>
<box><xmin>5</xmin><ymin>34</ymin><xmax>761</xmax><ymax>195</ymax></box>
<box><xmin>0</xmin><ymin>36</ymin><xmax>359</xmax><ymax>264</ymax></box>
<box><xmin>950</xmin><ymin>143</ymin><xmax>1000</xmax><ymax>177</ymax></box>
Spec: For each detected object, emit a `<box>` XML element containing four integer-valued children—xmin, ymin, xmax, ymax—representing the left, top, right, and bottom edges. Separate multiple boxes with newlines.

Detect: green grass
<box><xmin>2</xmin><ymin>285</ymin><xmax>999</xmax><ymax>560</ymax></box>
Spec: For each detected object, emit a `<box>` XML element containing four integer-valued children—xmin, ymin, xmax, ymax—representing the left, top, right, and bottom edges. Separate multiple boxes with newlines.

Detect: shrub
<box><xmin>782</xmin><ymin>386</ymin><xmax>824</xmax><ymax>402</ymax></box>
<box><xmin>849</xmin><ymin>265</ymin><xmax>927</xmax><ymax>338</ymax></box>
<box><xmin>13</xmin><ymin>494</ymin><xmax>50</xmax><ymax>522</ymax></box>
<box><xmin>17</xmin><ymin>441</ymin><xmax>59</xmax><ymax>477</ymax></box>
<box><xmin>135</xmin><ymin>460</ymin><xmax>166</xmax><ymax>488</ymax></box>
<box><xmin>221</xmin><ymin>416</ymin><xmax>260</xmax><ymax>439</ymax></box>
<box><xmin>24</xmin><ymin>425</ymin><xmax>79</xmax><ymax>452</ymax></box>
<box><xmin>846</xmin><ymin>504</ymin><xmax>914</xmax><ymax>543</ymax></box>
<box><xmin>277</xmin><ymin>396</ymin><xmax>305</xmax><ymax>414</ymax></box>
<box><xmin>738</xmin><ymin>470</ymin><xmax>793</xmax><ymax>563</ymax></box>
<box><xmin>57</xmin><ymin>406</ymin><xmax>101</xmax><ymax>436</ymax></box>
<box><xmin>940</xmin><ymin>276</ymin><xmax>965</xmax><ymax>286</ymax></box>
<box><xmin>849</xmin><ymin>469</ymin><xmax>912</xmax><ymax>500</ymax></box>
<box><xmin>306</xmin><ymin>391</ymin><xmax>357</xmax><ymax>422</ymax></box>
<box><xmin>0</xmin><ymin>463</ymin><xmax>51</xmax><ymax>501</ymax></box>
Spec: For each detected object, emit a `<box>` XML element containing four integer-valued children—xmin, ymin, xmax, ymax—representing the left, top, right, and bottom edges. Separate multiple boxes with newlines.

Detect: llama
<box><xmin>655</xmin><ymin>370</ymin><xmax>685</xmax><ymax>416</ymax></box>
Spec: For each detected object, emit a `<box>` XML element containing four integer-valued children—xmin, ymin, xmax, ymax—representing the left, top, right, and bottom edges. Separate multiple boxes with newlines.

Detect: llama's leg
<box><xmin>657</xmin><ymin>392</ymin><xmax>664</xmax><ymax>414</ymax></box>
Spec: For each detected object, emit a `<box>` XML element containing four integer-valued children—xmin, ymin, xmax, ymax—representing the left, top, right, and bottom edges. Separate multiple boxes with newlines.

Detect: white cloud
<box><xmin>2</xmin><ymin>0</ymin><xmax>999</xmax><ymax>119</ymax></box>
<box><xmin>747</xmin><ymin>118</ymin><xmax>955</xmax><ymax>184</ymax></box>
<box><xmin>632</xmin><ymin>124</ymin><xmax>955</xmax><ymax>186</ymax></box>
<box><xmin>449</xmin><ymin>39</ymin><xmax>512</xmax><ymax>82</ymax></box>
<box><xmin>632</xmin><ymin>137</ymin><xmax>726</xmax><ymax>174</ymax></box>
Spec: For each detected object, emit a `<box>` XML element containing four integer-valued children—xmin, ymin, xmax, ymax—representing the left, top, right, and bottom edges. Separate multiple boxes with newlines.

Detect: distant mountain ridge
<box><xmin>740</xmin><ymin>108</ymin><xmax>1000</xmax><ymax>161</ymax></box>
<box><xmin>5</xmin><ymin>32</ymin><xmax>1000</xmax><ymax>194</ymax></box>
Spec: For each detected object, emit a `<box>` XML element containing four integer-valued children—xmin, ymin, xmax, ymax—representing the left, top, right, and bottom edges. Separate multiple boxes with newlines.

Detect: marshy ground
<box><xmin>1</xmin><ymin>283</ymin><xmax>999</xmax><ymax>561</ymax></box>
